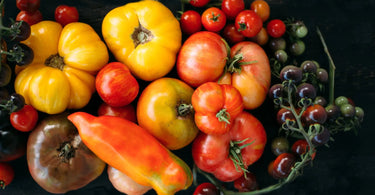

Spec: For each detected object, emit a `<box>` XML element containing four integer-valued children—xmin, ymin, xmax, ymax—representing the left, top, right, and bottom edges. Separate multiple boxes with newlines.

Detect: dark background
<box><xmin>3</xmin><ymin>0</ymin><xmax>375</xmax><ymax>195</ymax></box>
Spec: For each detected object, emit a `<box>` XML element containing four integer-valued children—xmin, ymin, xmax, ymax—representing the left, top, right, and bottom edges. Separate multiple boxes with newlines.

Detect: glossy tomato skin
<box><xmin>189</xmin><ymin>0</ymin><xmax>210</xmax><ymax>7</ymax></box>
<box><xmin>97</xmin><ymin>102</ymin><xmax>137</xmax><ymax>123</ymax></box>
<box><xmin>177</xmin><ymin>31</ymin><xmax>228</xmax><ymax>87</ymax></box>
<box><xmin>95</xmin><ymin>62</ymin><xmax>139</xmax><ymax>107</ymax></box>
<box><xmin>235</xmin><ymin>10</ymin><xmax>263</xmax><ymax>38</ymax></box>
<box><xmin>192</xmin><ymin>111</ymin><xmax>267</xmax><ymax>182</ymax></box>
<box><xmin>218</xmin><ymin>41</ymin><xmax>271</xmax><ymax>110</ymax></box>
<box><xmin>193</xmin><ymin>182</ymin><xmax>220</xmax><ymax>195</ymax></box>
<box><xmin>27</xmin><ymin>113</ymin><xmax>106</xmax><ymax>194</ymax></box>
<box><xmin>201</xmin><ymin>7</ymin><xmax>227</xmax><ymax>32</ymax></box>
<box><xmin>16</xmin><ymin>10</ymin><xmax>42</xmax><ymax>26</ymax></box>
<box><xmin>192</xmin><ymin>82</ymin><xmax>244</xmax><ymax>135</ymax></box>
<box><xmin>180</xmin><ymin>10</ymin><xmax>202</xmax><ymax>35</ymax></box>
<box><xmin>222</xmin><ymin>23</ymin><xmax>245</xmax><ymax>45</ymax></box>
<box><xmin>0</xmin><ymin>162</ymin><xmax>15</xmax><ymax>189</ymax></box>
<box><xmin>250</xmin><ymin>0</ymin><xmax>270</xmax><ymax>22</ymax></box>
<box><xmin>137</xmin><ymin>77</ymin><xmax>199</xmax><ymax>150</ymax></box>
<box><xmin>54</xmin><ymin>5</ymin><xmax>79</xmax><ymax>26</ymax></box>
<box><xmin>0</xmin><ymin>122</ymin><xmax>28</xmax><ymax>162</ymax></box>
<box><xmin>221</xmin><ymin>0</ymin><xmax>245</xmax><ymax>20</ymax></box>
<box><xmin>267</xmin><ymin>19</ymin><xmax>286</xmax><ymax>38</ymax></box>
<box><xmin>16</xmin><ymin>0</ymin><xmax>40</xmax><ymax>13</ymax></box>
<box><xmin>10</xmin><ymin>104</ymin><xmax>38</xmax><ymax>132</ymax></box>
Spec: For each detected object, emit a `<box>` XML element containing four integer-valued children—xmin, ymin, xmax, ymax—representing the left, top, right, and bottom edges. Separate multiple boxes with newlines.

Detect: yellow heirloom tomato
<box><xmin>102</xmin><ymin>0</ymin><xmax>182</xmax><ymax>81</ymax></box>
<box><xmin>15</xmin><ymin>21</ymin><xmax>109</xmax><ymax>114</ymax></box>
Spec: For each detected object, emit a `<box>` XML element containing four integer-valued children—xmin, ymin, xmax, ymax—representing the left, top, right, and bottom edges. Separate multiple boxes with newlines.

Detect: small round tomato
<box><xmin>221</xmin><ymin>0</ymin><xmax>245</xmax><ymax>20</ymax></box>
<box><xmin>234</xmin><ymin>172</ymin><xmax>259</xmax><ymax>192</ymax></box>
<box><xmin>235</xmin><ymin>10</ymin><xmax>263</xmax><ymax>38</ymax></box>
<box><xmin>16</xmin><ymin>0</ymin><xmax>40</xmax><ymax>13</ymax></box>
<box><xmin>267</xmin><ymin>19</ymin><xmax>286</xmax><ymax>38</ymax></box>
<box><xmin>97</xmin><ymin>102</ymin><xmax>137</xmax><ymax>123</ymax></box>
<box><xmin>273</xmin><ymin>153</ymin><xmax>296</xmax><ymax>179</ymax></box>
<box><xmin>189</xmin><ymin>0</ymin><xmax>210</xmax><ymax>7</ymax></box>
<box><xmin>0</xmin><ymin>162</ymin><xmax>14</xmax><ymax>189</ymax></box>
<box><xmin>201</xmin><ymin>7</ymin><xmax>227</xmax><ymax>32</ymax></box>
<box><xmin>180</xmin><ymin>10</ymin><xmax>202</xmax><ymax>35</ymax></box>
<box><xmin>222</xmin><ymin>23</ymin><xmax>245</xmax><ymax>45</ymax></box>
<box><xmin>193</xmin><ymin>182</ymin><xmax>219</xmax><ymax>195</ymax></box>
<box><xmin>10</xmin><ymin>104</ymin><xmax>38</xmax><ymax>132</ymax></box>
<box><xmin>95</xmin><ymin>62</ymin><xmax>139</xmax><ymax>107</ymax></box>
<box><xmin>249</xmin><ymin>27</ymin><xmax>269</xmax><ymax>46</ymax></box>
<box><xmin>250</xmin><ymin>0</ymin><xmax>270</xmax><ymax>22</ymax></box>
<box><xmin>16</xmin><ymin>10</ymin><xmax>42</xmax><ymax>26</ymax></box>
<box><xmin>54</xmin><ymin>5</ymin><xmax>79</xmax><ymax>26</ymax></box>
<box><xmin>137</xmin><ymin>77</ymin><xmax>199</xmax><ymax>150</ymax></box>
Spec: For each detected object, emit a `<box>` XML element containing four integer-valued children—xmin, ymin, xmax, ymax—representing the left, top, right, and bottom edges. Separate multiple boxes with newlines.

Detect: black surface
<box><xmin>2</xmin><ymin>0</ymin><xmax>375</xmax><ymax>195</ymax></box>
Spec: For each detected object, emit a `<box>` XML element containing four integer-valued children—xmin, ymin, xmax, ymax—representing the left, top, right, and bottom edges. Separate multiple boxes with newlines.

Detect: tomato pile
<box><xmin>0</xmin><ymin>0</ymin><xmax>365</xmax><ymax>194</ymax></box>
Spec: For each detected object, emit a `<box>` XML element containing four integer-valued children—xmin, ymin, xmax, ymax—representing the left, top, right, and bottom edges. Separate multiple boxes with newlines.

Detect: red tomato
<box><xmin>16</xmin><ymin>10</ymin><xmax>42</xmax><ymax>26</ymax></box>
<box><xmin>177</xmin><ymin>31</ymin><xmax>228</xmax><ymax>87</ymax></box>
<box><xmin>97</xmin><ymin>102</ymin><xmax>137</xmax><ymax>123</ymax></box>
<box><xmin>54</xmin><ymin>5</ymin><xmax>79</xmax><ymax>26</ymax></box>
<box><xmin>201</xmin><ymin>7</ymin><xmax>227</xmax><ymax>32</ymax></box>
<box><xmin>235</xmin><ymin>10</ymin><xmax>263</xmax><ymax>38</ymax></box>
<box><xmin>0</xmin><ymin>162</ymin><xmax>14</xmax><ymax>189</ymax></box>
<box><xmin>272</xmin><ymin>153</ymin><xmax>296</xmax><ymax>179</ymax></box>
<box><xmin>180</xmin><ymin>10</ymin><xmax>202</xmax><ymax>35</ymax></box>
<box><xmin>250</xmin><ymin>0</ymin><xmax>270</xmax><ymax>22</ymax></box>
<box><xmin>16</xmin><ymin>0</ymin><xmax>40</xmax><ymax>13</ymax></box>
<box><xmin>222</xmin><ymin>23</ymin><xmax>245</xmax><ymax>45</ymax></box>
<box><xmin>221</xmin><ymin>0</ymin><xmax>245</xmax><ymax>20</ymax></box>
<box><xmin>192</xmin><ymin>111</ymin><xmax>267</xmax><ymax>182</ymax></box>
<box><xmin>266</xmin><ymin>19</ymin><xmax>286</xmax><ymax>38</ymax></box>
<box><xmin>189</xmin><ymin>0</ymin><xmax>210</xmax><ymax>7</ymax></box>
<box><xmin>218</xmin><ymin>41</ymin><xmax>271</xmax><ymax>110</ymax></box>
<box><xmin>193</xmin><ymin>182</ymin><xmax>219</xmax><ymax>195</ymax></box>
<box><xmin>10</xmin><ymin>104</ymin><xmax>38</xmax><ymax>132</ymax></box>
<box><xmin>233</xmin><ymin>172</ymin><xmax>259</xmax><ymax>192</ymax></box>
<box><xmin>95</xmin><ymin>62</ymin><xmax>139</xmax><ymax>107</ymax></box>
<box><xmin>192</xmin><ymin>82</ymin><xmax>244</xmax><ymax>135</ymax></box>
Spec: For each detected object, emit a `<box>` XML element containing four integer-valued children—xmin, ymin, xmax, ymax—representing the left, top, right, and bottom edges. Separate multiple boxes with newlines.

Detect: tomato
<box><xmin>107</xmin><ymin>165</ymin><xmax>152</xmax><ymax>194</ymax></box>
<box><xmin>192</xmin><ymin>82</ymin><xmax>244</xmax><ymax>135</ymax></box>
<box><xmin>95</xmin><ymin>62</ymin><xmax>139</xmax><ymax>107</ymax></box>
<box><xmin>27</xmin><ymin>113</ymin><xmax>106</xmax><ymax>194</ymax></box>
<box><xmin>201</xmin><ymin>7</ymin><xmax>227</xmax><ymax>32</ymax></box>
<box><xmin>54</xmin><ymin>5</ymin><xmax>79</xmax><ymax>27</ymax></box>
<box><xmin>218</xmin><ymin>41</ymin><xmax>271</xmax><ymax>110</ymax></box>
<box><xmin>249</xmin><ymin>27</ymin><xmax>269</xmax><ymax>46</ymax></box>
<box><xmin>10</xmin><ymin>104</ymin><xmax>38</xmax><ymax>132</ymax></box>
<box><xmin>235</xmin><ymin>10</ymin><xmax>263</xmax><ymax>38</ymax></box>
<box><xmin>272</xmin><ymin>153</ymin><xmax>296</xmax><ymax>179</ymax></box>
<box><xmin>189</xmin><ymin>0</ymin><xmax>210</xmax><ymax>7</ymax></box>
<box><xmin>0</xmin><ymin>162</ymin><xmax>14</xmax><ymax>189</ymax></box>
<box><xmin>102</xmin><ymin>0</ymin><xmax>181</xmax><ymax>81</ymax></box>
<box><xmin>16</xmin><ymin>10</ymin><xmax>42</xmax><ymax>26</ymax></box>
<box><xmin>250</xmin><ymin>0</ymin><xmax>270</xmax><ymax>22</ymax></box>
<box><xmin>137</xmin><ymin>77</ymin><xmax>199</xmax><ymax>150</ymax></box>
<box><xmin>180</xmin><ymin>10</ymin><xmax>202</xmax><ymax>35</ymax></box>
<box><xmin>291</xmin><ymin>139</ymin><xmax>316</xmax><ymax>159</ymax></box>
<box><xmin>193</xmin><ymin>182</ymin><xmax>219</xmax><ymax>195</ymax></box>
<box><xmin>97</xmin><ymin>102</ymin><xmax>137</xmax><ymax>123</ymax></box>
<box><xmin>233</xmin><ymin>172</ymin><xmax>259</xmax><ymax>192</ymax></box>
<box><xmin>221</xmin><ymin>0</ymin><xmax>245</xmax><ymax>20</ymax></box>
<box><xmin>0</xmin><ymin>122</ymin><xmax>28</xmax><ymax>162</ymax></box>
<box><xmin>266</xmin><ymin>19</ymin><xmax>286</xmax><ymax>38</ymax></box>
<box><xmin>67</xmin><ymin>112</ymin><xmax>193</xmax><ymax>195</ymax></box>
<box><xmin>177</xmin><ymin>31</ymin><xmax>228</xmax><ymax>87</ymax></box>
<box><xmin>192</xmin><ymin>111</ymin><xmax>267</xmax><ymax>182</ymax></box>
<box><xmin>222</xmin><ymin>23</ymin><xmax>245</xmax><ymax>45</ymax></box>
<box><xmin>302</xmin><ymin>104</ymin><xmax>327</xmax><ymax>125</ymax></box>
<box><xmin>16</xmin><ymin>0</ymin><xmax>40</xmax><ymax>13</ymax></box>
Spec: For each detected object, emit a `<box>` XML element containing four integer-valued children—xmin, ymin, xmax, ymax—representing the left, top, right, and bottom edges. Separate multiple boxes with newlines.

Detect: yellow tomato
<box><xmin>102</xmin><ymin>0</ymin><xmax>182</xmax><ymax>81</ymax></box>
<box><xmin>15</xmin><ymin>21</ymin><xmax>109</xmax><ymax>114</ymax></box>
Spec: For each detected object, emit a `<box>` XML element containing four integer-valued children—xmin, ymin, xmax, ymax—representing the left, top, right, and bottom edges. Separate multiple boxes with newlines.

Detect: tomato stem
<box><xmin>178</xmin><ymin>103</ymin><xmax>193</xmax><ymax>117</ymax></box>
<box><xmin>131</xmin><ymin>24</ymin><xmax>154</xmax><ymax>47</ymax></box>
<box><xmin>45</xmin><ymin>54</ymin><xmax>65</xmax><ymax>70</ymax></box>
<box><xmin>216</xmin><ymin>108</ymin><xmax>230</xmax><ymax>125</ymax></box>
<box><xmin>0</xmin><ymin>180</ymin><xmax>5</xmax><ymax>189</ymax></box>
<box><xmin>57</xmin><ymin>141</ymin><xmax>77</xmax><ymax>163</ymax></box>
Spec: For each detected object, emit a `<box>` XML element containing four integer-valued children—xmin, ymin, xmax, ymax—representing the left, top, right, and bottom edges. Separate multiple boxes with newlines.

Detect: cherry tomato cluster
<box><xmin>15</xmin><ymin>0</ymin><xmax>42</xmax><ymax>26</ymax></box>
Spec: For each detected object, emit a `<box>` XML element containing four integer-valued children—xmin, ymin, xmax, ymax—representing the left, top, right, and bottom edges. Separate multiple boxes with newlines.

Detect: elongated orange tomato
<box><xmin>67</xmin><ymin>112</ymin><xmax>192</xmax><ymax>195</ymax></box>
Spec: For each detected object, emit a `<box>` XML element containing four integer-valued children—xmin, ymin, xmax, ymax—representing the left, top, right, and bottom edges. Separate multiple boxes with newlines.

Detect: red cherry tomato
<box><xmin>97</xmin><ymin>102</ymin><xmax>137</xmax><ymax>123</ymax></box>
<box><xmin>201</xmin><ymin>7</ymin><xmax>227</xmax><ymax>32</ymax></box>
<box><xmin>16</xmin><ymin>10</ymin><xmax>42</xmax><ymax>26</ymax></box>
<box><xmin>222</xmin><ymin>23</ymin><xmax>245</xmax><ymax>45</ymax></box>
<box><xmin>180</xmin><ymin>10</ymin><xmax>202</xmax><ymax>35</ymax></box>
<box><xmin>233</xmin><ymin>172</ymin><xmax>259</xmax><ymax>192</ymax></box>
<box><xmin>235</xmin><ymin>10</ymin><xmax>263</xmax><ymax>38</ymax></box>
<box><xmin>266</xmin><ymin>19</ymin><xmax>286</xmax><ymax>38</ymax></box>
<box><xmin>10</xmin><ymin>104</ymin><xmax>38</xmax><ymax>132</ymax></box>
<box><xmin>193</xmin><ymin>182</ymin><xmax>219</xmax><ymax>195</ymax></box>
<box><xmin>54</xmin><ymin>5</ymin><xmax>79</xmax><ymax>26</ymax></box>
<box><xmin>221</xmin><ymin>0</ymin><xmax>245</xmax><ymax>20</ymax></box>
<box><xmin>189</xmin><ymin>0</ymin><xmax>211</xmax><ymax>7</ymax></box>
<box><xmin>16</xmin><ymin>0</ymin><xmax>40</xmax><ymax>13</ymax></box>
<box><xmin>0</xmin><ymin>162</ymin><xmax>15</xmax><ymax>189</ymax></box>
<box><xmin>291</xmin><ymin>139</ymin><xmax>316</xmax><ymax>159</ymax></box>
